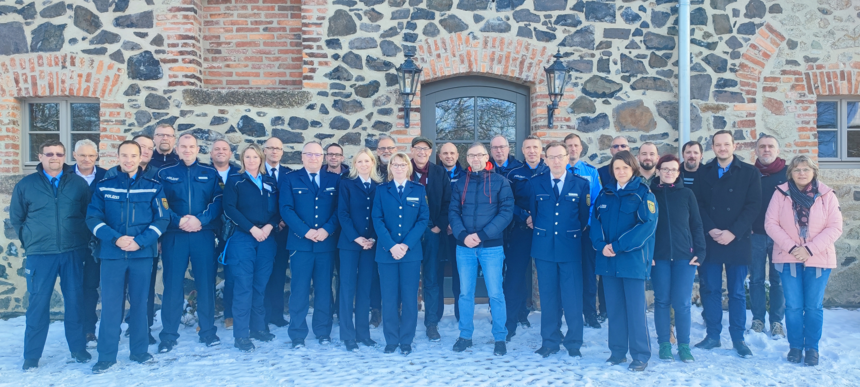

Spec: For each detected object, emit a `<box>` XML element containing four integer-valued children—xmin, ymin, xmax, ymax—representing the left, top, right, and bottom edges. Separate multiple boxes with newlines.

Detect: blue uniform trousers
<box><xmin>228</xmin><ymin>231</ymin><xmax>276</xmax><ymax>339</ymax></box>
<box><xmin>216</xmin><ymin>237</ymin><xmax>234</xmax><ymax>320</ymax></box>
<box><xmin>288</xmin><ymin>251</ymin><xmax>334</xmax><ymax>342</ymax></box>
<box><xmin>603</xmin><ymin>276</ymin><xmax>651</xmax><ymax>363</ymax></box>
<box><xmin>82</xmin><ymin>252</ymin><xmax>100</xmax><ymax>335</ymax></box>
<box><xmin>98</xmin><ymin>258</ymin><xmax>153</xmax><ymax>362</ymax></box>
<box><xmin>265</xmin><ymin>229</ymin><xmax>290</xmax><ymax>325</ymax></box>
<box><xmin>339</xmin><ymin>248</ymin><xmax>375</xmax><ymax>342</ymax></box>
<box><xmin>378</xmin><ymin>260</ymin><xmax>420</xmax><ymax>346</ymax></box>
<box><xmin>421</xmin><ymin>228</ymin><xmax>443</xmax><ymax>327</ymax></box>
<box><xmin>535</xmin><ymin>258</ymin><xmax>583</xmax><ymax>350</ymax></box>
<box><xmin>581</xmin><ymin>228</ymin><xmax>599</xmax><ymax>317</ymax></box>
<box><xmin>159</xmin><ymin>231</ymin><xmax>217</xmax><ymax>342</ymax></box>
<box><xmin>24</xmin><ymin>249</ymin><xmax>87</xmax><ymax>360</ymax></box>
<box><xmin>504</xmin><ymin>225</ymin><xmax>533</xmax><ymax>335</ymax></box>
<box><xmin>370</xmin><ymin>262</ymin><xmax>382</xmax><ymax>311</ymax></box>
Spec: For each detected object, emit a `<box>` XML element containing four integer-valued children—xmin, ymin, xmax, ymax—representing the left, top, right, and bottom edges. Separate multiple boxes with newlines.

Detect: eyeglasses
<box><xmin>139</xmin><ymin>146</ymin><xmax>155</xmax><ymax>151</ymax></box>
<box><xmin>377</xmin><ymin>146</ymin><xmax>397</xmax><ymax>152</ymax></box>
<box><xmin>545</xmin><ymin>154</ymin><xmax>568</xmax><ymax>161</ymax></box>
<box><xmin>42</xmin><ymin>152</ymin><xmax>65</xmax><ymax>158</ymax></box>
<box><xmin>264</xmin><ymin>146</ymin><xmax>283</xmax><ymax>152</ymax></box>
<box><xmin>792</xmin><ymin>168</ymin><xmax>813</xmax><ymax>174</ymax></box>
<box><xmin>466</xmin><ymin>153</ymin><xmax>488</xmax><ymax>159</ymax></box>
<box><xmin>659</xmin><ymin>168</ymin><xmax>680</xmax><ymax>174</ymax></box>
<box><xmin>490</xmin><ymin>145</ymin><xmax>509</xmax><ymax>151</ymax></box>
<box><xmin>302</xmin><ymin>152</ymin><xmax>323</xmax><ymax>158</ymax></box>
<box><xmin>326</xmin><ymin>153</ymin><xmax>343</xmax><ymax>157</ymax></box>
<box><xmin>390</xmin><ymin>163</ymin><xmax>408</xmax><ymax>169</ymax></box>
<box><xmin>611</xmin><ymin>144</ymin><xmax>628</xmax><ymax>149</ymax></box>
<box><xmin>412</xmin><ymin>146</ymin><xmax>431</xmax><ymax>153</ymax></box>
<box><xmin>154</xmin><ymin>133</ymin><xmax>175</xmax><ymax>138</ymax></box>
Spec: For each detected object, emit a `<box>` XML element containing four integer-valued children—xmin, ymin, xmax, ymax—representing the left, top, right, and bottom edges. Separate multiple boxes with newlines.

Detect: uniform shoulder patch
<box><xmin>586</xmin><ymin>194</ymin><xmax>591</xmax><ymax>207</ymax></box>
<box><xmin>647</xmin><ymin>200</ymin><xmax>656</xmax><ymax>214</ymax></box>
<box><xmin>162</xmin><ymin>198</ymin><xmax>169</xmax><ymax>210</ymax></box>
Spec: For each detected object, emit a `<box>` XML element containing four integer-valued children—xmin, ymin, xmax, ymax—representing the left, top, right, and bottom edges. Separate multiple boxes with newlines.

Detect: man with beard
<box><xmin>150</xmin><ymin>124</ymin><xmax>180</xmax><ymax>169</ymax></box>
<box><xmin>438</xmin><ymin>142</ymin><xmax>466</xmax><ymax>320</ymax></box>
<box><xmin>210</xmin><ymin>139</ymin><xmax>240</xmax><ymax>330</ymax></box>
<box><xmin>489</xmin><ymin>135</ymin><xmax>523</xmax><ymax>177</ymax></box>
<box><xmin>323</xmin><ymin>143</ymin><xmax>350</xmax><ymax>177</ymax></box>
<box><xmin>375</xmin><ymin>135</ymin><xmax>397</xmax><ymax>182</ymax></box>
<box><xmin>637</xmin><ymin>142</ymin><xmax>659</xmax><ymax>186</ymax></box>
<box><xmin>596</xmin><ymin>136</ymin><xmax>630</xmax><ymax>189</ymax></box>
<box><xmin>748</xmin><ymin>134</ymin><xmax>786</xmax><ymax>339</ymax></box>
<box><xmin>681</xmin><ymin>141</ymin><xmax>704</xmax><ymax>191</ymax></box>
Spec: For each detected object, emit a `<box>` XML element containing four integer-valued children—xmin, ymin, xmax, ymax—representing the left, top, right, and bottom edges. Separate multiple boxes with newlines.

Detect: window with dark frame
<box><xmin>23</xmin><ymin>100</ymin><xmax>100</xmax><ymax>167</ymax></box>
<box><xmin>816</xmin><ymin>98</ymin><xmax>860</xmax><ymax>164</ymax></box>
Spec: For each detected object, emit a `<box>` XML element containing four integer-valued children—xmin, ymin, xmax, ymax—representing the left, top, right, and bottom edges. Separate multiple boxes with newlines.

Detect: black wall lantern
<box><xmin>543</xmin><ymin>50</ymin><xmax>571</xmax><ymax>128</ymax></box>
<box><xmin>396</xmin><ymin>51</ymin><xmax>423</xmax><ymax>128</ymax></box>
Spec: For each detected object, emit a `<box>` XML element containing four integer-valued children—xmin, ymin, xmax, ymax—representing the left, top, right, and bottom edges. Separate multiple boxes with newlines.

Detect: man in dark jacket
<box><xmin>11</xmin><ymin>139</ymin><xmax>92</xmax><ymax>370</ymax></box>
<box><xmin>323</xmin><ymin>143</ymin><xmax>351</xmax><ymax>177</ymax></box>
<box><xmin>749</xmin><ymin>134</ymin><xmax>787</xmax><ymax>338</ymax></box>
<box><xmin>210</xmin><ymin>139</ymin><xmax>241</xmax><ymax>331</ymax></box>
<box><xmin>596</xmin><ymin>136</ymin><xmax>630</xmax><ymax>189</ymax></box>
<box><xmin>490</xmin><ymin>135</ymin><xmax>523</xmax><ymax>177</ymax></box>
<box><xmin>694</xmin><ymin>130</ymin><xmax>762</xmax><ymax>358</ymax></box>
<box><xmin>86</xmin><ymin>140</ymin><xmax>169</xmax><ymax>373</ymax></box>
<box><xmin>149</xmin><ymin>123</ymin><xmax>180</xmax><ymax>169</ymax></box>
<box><xmin>72</xmin><ymin>139</ymin><xmax>108</xmax><ymax>345</ymax></box>
<box><xmin>449</xmin><ymin>142</ymin><xmax>514</xmax><ymax>356</ymax></box>
<box><xmin>410</xmin><ymin>136</ymin><xmax>452</xmax><ymax>342</ymax></box>
<box><xmin>680</xmin><ymin>141</ymin><xmax>704</xmax><ymax>192</ymax></box>
<box><xmin>438</xmin><ymin>142</ymin><xmax>466</xmax><ymax>321</ymax></box>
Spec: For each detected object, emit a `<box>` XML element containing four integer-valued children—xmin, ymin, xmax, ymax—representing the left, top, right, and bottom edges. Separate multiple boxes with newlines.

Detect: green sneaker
<box><xmin>678</xmin><ymin>343</ymin><xmax>695</xmax><ymax>363</ymax></box>
<box><xmin>659</xmin><ymin>342</ymin><xmax>674</xmax><ymax>361</ymax></box>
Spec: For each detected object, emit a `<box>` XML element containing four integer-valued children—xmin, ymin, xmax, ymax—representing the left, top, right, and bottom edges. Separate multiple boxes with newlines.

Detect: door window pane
<box><xmin>848</xmin><ymin>130</ymin><xmax>860</xmax><ymax>158</ymax></box>
<box><xmin>29</xmin><ymin>133</ymin><xmax>61</xmax><ymax>162</ymax></box>
<box><xmin>817</xmin><ymin>130</ymin><xmax>838</xmax><ymax>158</ymax></box>
<box><xmin>71</xmin><ymin>133</ymin><xmax>101</xmax><ymax>151</ymax></box>
<box><xmin>29</xmin><ymin>103</ymin><xmax>60</xmax><ymax>132</ymax></box>
<box><xmin>71</xmin><ymin>103</ymin><xmax>100</xmax><ymax>132</ymax></box>
<box><xmin>476</xmin><ymin>97</ymin><xmax>516</xmax><ymax>142</ymax></box>
<box><xmin>436</xmin><ymin>97</ymin><xmax>474</xmax><ymax>141</ymax></box>
<box><xmin>816</xmin><ymin>102</ymin><xmax>837</xmax><ymax>128</ymax></box>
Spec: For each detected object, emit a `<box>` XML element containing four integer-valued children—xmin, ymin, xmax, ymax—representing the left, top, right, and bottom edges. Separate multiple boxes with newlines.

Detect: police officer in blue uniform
<box><xmin>157</xmin><ymin>133</ymin><xmax>224</xmax><ymax>353</ymax></box>
<box><xmin>564</xmin><ymin>133</ymin><xmax>603</xmax><ymax>329</ymax></box>
<box><xmin>210</xmin><ymin>139</ymin><xmax>241</xmax><ymax>330</ymax></box>
<box><xmin>337</xmin><ymin>148</ymin><xmax>383</xmax><ymax>352</ymax></box>
<box><xmin>504</xmin><ymin>135</ymin><xmax>547</xmax><ymax>340</ymax></box>
<box><xmin>527</xmin><ymin>142</ymin><xmax>590</xmax><ymax>358</ymax></box>
<box><xmin>279</xmin><ymin>141</ymin><xmax>340</xmax><ymax>348</ymax></box>
<box><xmin>371</xmin><ymin>152</ymin><xmax>430</xmax><ymax>355</ymax></box>
<box><xmin>437</xmin><ymin>142</ymin><xmax>466</xmax><ymax>321</ymax></box>
<box><xmin>86</xmin><ymin>140</ymin><xmax>169</xmax><ymax>373</ymax></box>
<box><xmin>590</xmin><ymin>151</ymin><xmax>658</xmax><ymax>372</ymax></box>
<box><xmin>261</xmin><ymin>137</ymin><xmax>293</xmax><ymax>329</ymax></box>
<box><xmin>223</xmin><ymin>144</ymin><xmax>280</xmax><ymax>352</ymax></box>
<box><xmin>490</xmin><ymin>135</ymin><xmax>524</xmax><ymax>177</ymax></box>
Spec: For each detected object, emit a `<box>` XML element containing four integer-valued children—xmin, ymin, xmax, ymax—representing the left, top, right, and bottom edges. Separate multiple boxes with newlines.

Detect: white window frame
<box><xmin>21</xmin><ymin>98</ymin><xmax>101</xmax><ymax>172</ymax></box>
<box><xmin>816</xmin><ymin>97</ymin><xmax>860</xmax><ymax>168</ymax></box>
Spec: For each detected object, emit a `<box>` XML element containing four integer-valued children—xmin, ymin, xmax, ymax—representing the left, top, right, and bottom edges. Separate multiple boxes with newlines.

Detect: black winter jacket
<box><xmin>411</xmin><ymin>162</ymin><xmax>451</xmax><ymax>231</ymax></box>
<box><xmin>752</xmin><ymin>164</ymin><xmax>787</xmax><ymax>235</ymax></box>
<box><xmin>449</xmin><ymin>168</ymin><xmax>514</xmax><ymax>248</ymax></box>
<box><xmin>10</xmin><ymin>164</ymin><xmax>92</xmax><ymax>255</ymax></box>
<box><xmin>651</xmin><ymin>178</ymin><xmax>707</xmax><ymax>263</ymax></box>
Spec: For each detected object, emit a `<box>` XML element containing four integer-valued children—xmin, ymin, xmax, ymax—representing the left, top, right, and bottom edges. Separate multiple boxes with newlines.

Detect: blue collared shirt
<box><xmin>246</xmin><ymin>171</ymin><xmax>263</xmax><ymax>191</ymax></box>
<box><xmin>718</xmin><ymin>160</ymin><xmax>733</xmax><ymax>178</ymax></box>
<box><xmin>43</xmin><ymin>169</ymin><xmax>63</xmax><ymax>187</ymax></box>
<box><xmin>446</xmin><ymin>165</ymin><xmax>458</xmax><ymax>179</ymax></box>
<box><xmin>567</xmin><ymin>160</ymin><xmax>602</xmax><ymax>223</ymax></box>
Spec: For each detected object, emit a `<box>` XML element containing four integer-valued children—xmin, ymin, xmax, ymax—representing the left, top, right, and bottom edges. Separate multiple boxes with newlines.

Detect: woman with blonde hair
<box><xmin>337</xmin><ymin>148</ymin><xmax>383</xmax><ymax>352</ymax></box>
<box><xmin>765</xmin><ymin>155</ymin><xmax>842</xmax><ymax>366</ymax></box>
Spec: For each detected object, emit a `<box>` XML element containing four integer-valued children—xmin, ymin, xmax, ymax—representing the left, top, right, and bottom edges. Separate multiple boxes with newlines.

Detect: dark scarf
<box><xmin>411</xmin><ymin>160</ymin><xmax>429</xmax><ymax>186</ymax></box>
<box><xmin>755</xmin><ymin>157</ymin><xmax>786</xmax><ymax>176</ymax></box>
<box><xmin>789</xmin><ymin>179</ymin><xmax>818</xmax><ymax>240</ymax></box>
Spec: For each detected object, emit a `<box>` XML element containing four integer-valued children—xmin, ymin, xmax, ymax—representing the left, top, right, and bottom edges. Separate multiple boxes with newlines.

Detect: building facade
<box><xmin>0</xmin><ymin>0</ymin><xmax>859</xmax><ymax>315</ymax></box>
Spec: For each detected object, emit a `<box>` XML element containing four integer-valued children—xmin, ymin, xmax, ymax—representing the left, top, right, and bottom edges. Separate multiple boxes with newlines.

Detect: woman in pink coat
<box><xmin>764</xmin><ymin>155</ymin><xmax>842</xmax><ymax>367</ymax></box>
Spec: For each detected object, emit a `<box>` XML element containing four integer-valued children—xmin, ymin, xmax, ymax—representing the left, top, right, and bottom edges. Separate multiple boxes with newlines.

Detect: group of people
<box><xmin>10</xmin><ymin>124</ymin><xmax>842</xmax><ymax>374</ymax></box>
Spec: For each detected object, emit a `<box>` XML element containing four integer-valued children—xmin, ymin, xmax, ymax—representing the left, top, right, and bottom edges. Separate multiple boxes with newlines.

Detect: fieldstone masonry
<box><xmin>0</xmin><ymin>0</ymin><xmax>859</xmax><ymax>317</ymax></box>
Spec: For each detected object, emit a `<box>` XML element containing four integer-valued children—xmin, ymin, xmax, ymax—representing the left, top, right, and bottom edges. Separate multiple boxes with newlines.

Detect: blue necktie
<box><xmin>553</xmin><ymin>178</ymin><xmax>561</xmax><ymax>199</ymax></box>
<box><xmin>310</xmin><ymin>173</ymin><xmax>318</xmax><ymax>194</ymax></box>
<box><xmin>51</xmin><ymin>177</ymin><xmax>58</xmax><ymax>197</ymax></box>
<box><xmin>398</xmin><ymin>185</ymin><xmax>404</xmax><ymax>198</ymax></box>
<box><xmin>364</xmin><ymin>182</ymin><xmax>371</xmax><ymax>191</ymax></box>
<box><xmin>270</xmin><ymin>168</ymin><xmax>276</xmax><ymax>181</ymax></box>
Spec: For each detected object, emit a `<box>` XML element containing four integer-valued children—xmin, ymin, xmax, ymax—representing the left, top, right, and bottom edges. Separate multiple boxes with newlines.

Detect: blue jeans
<box><xmin>779</xmin><ymin>264</ymin><xmax>831</xmax><ymax>351</ymax></box>
<box><xmin>699</xmin><ymin>263</ymin><xmax>748</xmax><ymax>342</ymax></box>
<box><xmin>422</xmin><ymin>228</ymin><xmax>443</xmax><ymax>327</ymax></box>
<box><xmin>651</xmin><ymin>259</ymin><xmax>697</xmax><ymax>344</ymax></box>
<box><xmin>456</xmin><ymin>245</ymin><xmax>507</xmax><ymax>342</ymax></box>
<box><xmin>749</xmin><ymin>234</ymin><xmax>784</xmax><ymax>324</ymax></box>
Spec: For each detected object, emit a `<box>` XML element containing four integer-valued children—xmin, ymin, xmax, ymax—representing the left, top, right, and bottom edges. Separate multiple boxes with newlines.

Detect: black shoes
<box><xmin>158</xmin><ymin>340</ymin><xmax>177</xmax><ymax>353</ymax></box>
<box><xmin>359</xmin><ymin>338</ymin><xmax>378</xmax><ymax>348</ymax></box>
<box><xmin>494</xmin><ymin>341</ymin><xmax>507</xmax><ymax>356</ymax></box>
<box><xmin>596</xmin><ymin>312</ymin><xmax>608</xmax><ymax>323</ymax></box>
<box><xmin>130</xmin><ymin>352</ymin><xmax>156</xmax><ymax>364</ymax></box>
<box><xmin>518</xmin><ymin>315</ymin><xmax>531</xmax><ymax>328</ymax></box>
<box><xmin>86</xmin><ymin>333</ymin><xmax>98</xmax><ymax>348</ymax></box>
<box><xmin>92</xmin><ymin>361</ymin><xmax>117</xmax><ymax>374</ymax></box>
<box><xmin>318</xmin><ymin>336</ymin><xmax>332</xmax><ymax>345</ymax></box>
<box><xmin>452</xmin><ymin>338</ymin><xmax>473</xmax><ymax>352</ymax></box>
<box><xmin>71</xmin><ymin>350</ymin><xmax>92</xmax><ymax>363</ymax></box>
<box><xmin>234</xmin><ymin>337</ymin><xmax>255</xmax><ymax>352</ymax></box>
<box><xmin>734</xmin><ymin>341</ymin><xmax>753</xmax><ymax>358</ymax></box>
<box><xmin>269</xmin><ymin>318</ymin><xmax>289</xmax><ymax>328</ymax></box>
<box><xmin>149</xmin><ymin>332</ymin><xmax>157</xmax><ymax>345</ymax></box>
<box><xmin>506</xmin><ymin>331</ymin><xmax>516</xmax><ymax>342</ymax></box>
<box><xmin>567</xmin><ymin>348</ymin><xmax>582</xmax><ymax>358</ymax></box>
<box><xmin>22</xmin><ymin>359</ymin><xmax>38</xmax><ymax>371</ymax></box>
<box><xmin>535</xmin><ymin>346</ymin><xmax>559</xmax><ymax>358</ymax></box>
<box><xmin>370</xmin><ymin>309</ymin><xmax>382</xmax><ymax>328</ymax></box>
<box><xmin>628</xmin><ymin>360</ymin><xmax>648</xmax><ymax>372</ymax></box>
<box><xmin>695</xmin><ymin>336</ymin><xmax>721</xmax><ymax>350</ymax></box>
<box><xmin>383</xmin><ymin>344</ymin><xmax>398</xmax><ymax>354</ymax></box>
<box><xmin>344</xmin><ymin>340</ymin><xmax>359</xmax><ymax>352</ymax></box>
<box><xmin>400</xmin><ymin>344</ymin><xmax>412</xmax><ymax>356</ymax></box>
<box><xmin>251</xmin><ymin>330</ymin><xmax>276</xmax><ymax>342</ymax></box>
<box><xmin>606</xmin><ymin>356</ymin><xmax>628</xmax><ymax>365</ymax></box>
<box><xmin>804</xmin><ymin>349</ymin><xmax>819</xmax><ymax>366</ymax></box>
<box><xmin>291</xmin><ymin>339</ymin><xmax>305</xmax><ymax>349</ymax></box>
<box><xmin>426</xmin><ymin>325</ymin><xmax>441</xmax><ymax>342</ymax></box>
<box><xmin>787</xmin><ymin>348</ymin><xmax>803</xmax><ymax>363</ymax></box>
<box><xmin>200</xmin><ymin>335</ymin><xmax>221</xmax><ymax>347</ymax></box>
<box><xmin>584</xmin><ymin>313</ymin><xmax>601</xmax><ymax>329</ymax></box>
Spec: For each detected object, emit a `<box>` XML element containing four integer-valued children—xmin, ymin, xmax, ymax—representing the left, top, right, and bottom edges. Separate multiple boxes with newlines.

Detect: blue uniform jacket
<box><xmin>105</xmin><ymin>164</ymin><xmax>158</xmax><ymax>180</ymax></box>
<box><xmin>223</xmin><ymin>171</ymin><xmax>280</xmax><ymax>234</ymax></box>
<box><xmin>597</xmin><ymin>164</ymin><xmax>616</xmax><ymax>190</ymax></box>
<box><xmin>86</xmin><ymin>166</ymin><xmax>170</xmax><ymax>259</ymax></box>
<box><xmin>507</xmin><ymin>160</ymin><xmax>548</xmax><ymax>224</ymax></box>
<box><xmin>569</xmin><ymin>160</ymin><xmax>602</xmax><ymax>222</ymax></box>
<box><xmin>278</xmin><ymin>168</ymin><xmax>340</xmax><ymax>253</ymax></box>
<box><xmin>492</xmin><ymin>155</ymin><xmax>524</xmax><ymax>178</ymax></box>
<box><xmin>157</xmin><ymin>160</ymin><xmax>224</xmax><ymax>233</ymax></box>
<box><xmin>443</xmin><ymin>162</ymin><xmax>466</xmax><ymax>186</ymax></box>
<box><xmin>337</xmin><ymin>177</ymin><xmax>380</xmax><ymax>251</ymax></box>
<box><xmin>528</xmin><ymin>171</ymin><xmax>591</xmax><ymax>262</ymax></box>
<box><xmin>371</xmin><ymin>180</ymin><xmax>430</xmax><ymax>263</ymax></box>
<box><xmin>590</xmin><ymin>178</ymin><xmax>658</xmax><ymax>280</ymax></box>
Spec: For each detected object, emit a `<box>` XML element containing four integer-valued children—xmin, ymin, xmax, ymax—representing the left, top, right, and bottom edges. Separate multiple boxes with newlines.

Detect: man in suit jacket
<box><xmin>409</xmin><ymin>137</ymin><xmax>451</xmax><ymax>342</ymax></box>
<box><xmin>279</xmin><ymin>141</ymin><xmax>340</xmax><ymax>348</ymax></box>
<box><xmin>262</xmin><ymin>137</ymin><xmax>293</xmax><ymax>328</ymax></box>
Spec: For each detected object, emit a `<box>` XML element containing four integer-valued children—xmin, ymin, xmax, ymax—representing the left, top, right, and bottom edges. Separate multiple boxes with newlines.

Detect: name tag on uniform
<box><xmin>406</xmin><ymin>197</ymin><xmax>419</xmax><ymax>202</ymax></box>
<box><xmin>568</xmin><ymin>193</ymin><xmax>578</xmax><ymax>197</ymax></box>
<box><xmin>164</xmin><ymin>176</ymin><xmax>179</xmax><ymax>182</ymax></box>
<box><xmin>263</xmin><ymin>183</ymin><xmax>272</xmax><ymax>192</ymax></box>
<box><xmin>325</xmin><ymin>187</ymin><xmax>335</xmax><ymax>192</ymax></box>
<box><xmin>599</xmin><ymin>204</ymin><xmax>607</xmax><ymax>209</ymax></box>
<box><xmin>105</xmin><ymin>194</ymin><xmax>120</xmax><ymax>199</ymax></box>
<box><xmin>198</xmin><ymin>176</ymin><xmax>208</xmax><ymax>180</ymax></box>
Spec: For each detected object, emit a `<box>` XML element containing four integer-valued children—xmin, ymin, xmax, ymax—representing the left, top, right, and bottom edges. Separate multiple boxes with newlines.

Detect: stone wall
<box><xmin>0</xmin><ymin>0</ymin><xmax>859</xmax><ymax>315</ymax></box>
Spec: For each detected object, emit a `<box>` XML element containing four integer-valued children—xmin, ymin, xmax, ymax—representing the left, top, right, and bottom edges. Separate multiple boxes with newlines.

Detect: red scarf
<box><xmin>411</xmin><ymin>160</ymin><xmax>429</xmax><ymax>186</ymax></box>
<box><xmin>755</xmin><ymin>157</ymin><xmax>785</xmax><ymax>176</ymax></box>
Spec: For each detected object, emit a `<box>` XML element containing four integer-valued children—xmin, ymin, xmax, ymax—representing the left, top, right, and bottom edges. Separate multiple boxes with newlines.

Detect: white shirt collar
<box><xmin>394</xmin><ymin>179</ymin><xmax>408</xmax><ymax>188</ymax></box>
<box><xmin>75</xmin><ymin>165</ymin><xmax>97</xmax><ymax>184</ymax></box>
<box><xmin>550</xmin><ymin>171</ymin><xmax>566</xmax><ymax>187</ymax></box>
<box><xmin>359</xmin><ymin>175</ymin><xmax>372</xmax><ymax>185</ymax></box>
<box><xmin>617</xmin><ymin>181</ymin><xmax>629</xmax><ymax>190</ymax></box>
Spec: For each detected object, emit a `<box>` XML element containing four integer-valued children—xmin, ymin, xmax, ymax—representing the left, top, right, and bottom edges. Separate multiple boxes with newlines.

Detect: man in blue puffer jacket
<box><xmin>86</xmin><ymin>140</ymin><xmax>169</xmax><ymax>373</ymax></box>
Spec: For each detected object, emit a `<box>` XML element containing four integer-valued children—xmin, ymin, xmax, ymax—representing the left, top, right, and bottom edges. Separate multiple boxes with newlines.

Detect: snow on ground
<box><xmin>1</xmin><ymin>305</ymin><xmax>858</xmax><ymax>386</ymax></box>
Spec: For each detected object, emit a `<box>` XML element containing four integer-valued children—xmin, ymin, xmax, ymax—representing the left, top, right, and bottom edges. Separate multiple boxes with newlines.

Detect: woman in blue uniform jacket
<box><xmin>590</xmin><ymin>151</ymin><xmax>658</xmax><ymax>372</ymax></box>
<box><xmin>371</xmin><ymin>152</ymin><xmax>430</xmax><ymax>356</ymax></box>
<box><xmin>337</xmin><ymin>148</ymin><xmax>383</xmax><ymax>352</ymax></box>
<box><xmin>223</xmin><ymin>144</ymin><xmax>280</xmax><ymax>352</ymax></box>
